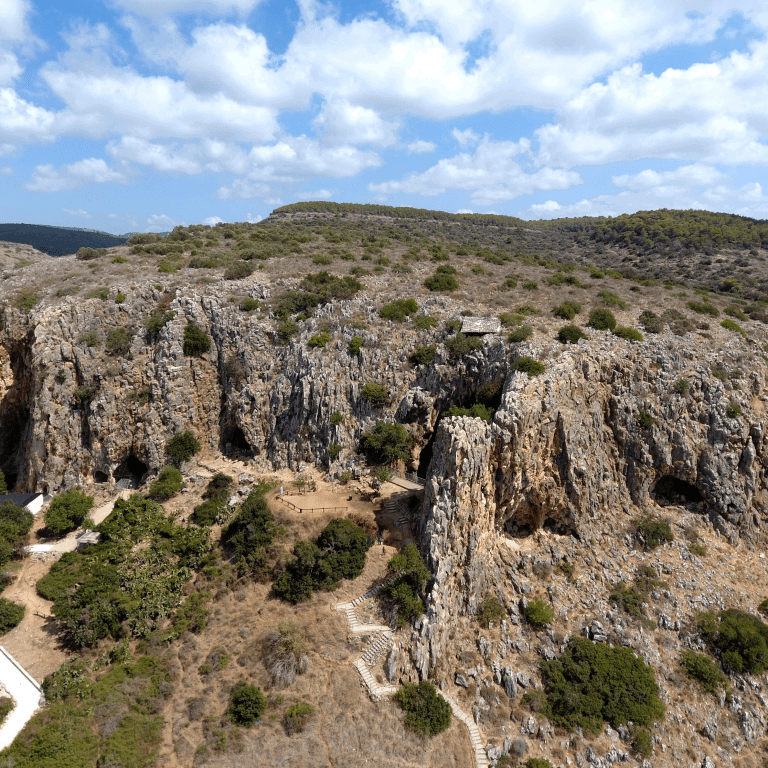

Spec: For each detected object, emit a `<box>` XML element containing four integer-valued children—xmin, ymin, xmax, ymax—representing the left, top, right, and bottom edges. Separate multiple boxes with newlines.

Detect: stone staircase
<box><xmin>361</xmin><ymin>629</ymin><xmax>395</xmax><ymax>666</ymax></box>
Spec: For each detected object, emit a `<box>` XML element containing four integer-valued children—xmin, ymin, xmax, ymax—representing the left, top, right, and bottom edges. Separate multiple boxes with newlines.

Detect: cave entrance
<box><xmin>223</xmin><ymin>425</ymin><xmax>251</xmax><ymax>454</ymax></box>
<box><xmin>417</xmin><ymin>428</ymin><xmax>437</xmax><ymax>478</ymax></box>
<box><xmin>113</xmin><ymin>454</ymin><xmax>148</xmax><ymax>482</ymax></box>
<box><xmin>653</xmin><ymin>475</ymin><xmax>703</xmax><ymax>505</ymax></box>
<box><xmin>94</xmin><ymin>471</ymin><xmax>109</xmax><ymax>483</ymax></box>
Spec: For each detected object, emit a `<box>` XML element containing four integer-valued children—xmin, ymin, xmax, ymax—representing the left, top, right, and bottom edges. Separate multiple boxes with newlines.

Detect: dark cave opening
<box><xmin>113</xmin><ymin>454</ymin><xmax>148</xmax><ymax>482</ymax></box>
<box><xmin>653</xmin><ymin>475</ymin><xmax>703</xmax><ymax>505</ymax></box>
<box><xmin>2</xmin><ymin>473</ymin><xmax>17</xmax><ymax>492</ymax></box>
<box><xmin>94</xmin><ymin>470</ymin><xmax>109</xmax><ymax>483</ymax></box>
<box><xmin>417</xmin><ymin>428</ymin><xmax>437</xmax><ymax>478</ymax></box>
<box><xmin>223</xmin><ymin>425</ymin><xmax>251</xmax><ymax>454</ymax></box>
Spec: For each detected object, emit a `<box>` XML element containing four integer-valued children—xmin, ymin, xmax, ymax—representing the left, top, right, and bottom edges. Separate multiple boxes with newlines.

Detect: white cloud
<box><xmin>25</xmin><ymin>158</ymin><xmax>127</xmax><ymax>192</ymax></box>
<box><xmin>0</xmin><ymin>88</ymin><xmax>57</xmax><ymax>142</ymax></box>
<box><xmin>1</xmin><ymin>166</ymin><xmax>12</xmax><ymax>175</ymax></box>
<box><xmin>452</xmin><ymin>128</ymin><xmax>479</xmax><ymax>146</ymax></box>
<box><xmin>313</xmin><ymin>98</ymin><xmax>398</xmax><ymax>146</ymax></box>
<box><xmin>295</xmin><ymin>189</ymin><xmax>333</xmax><ymax>200</ymax></box>
<box><xmin>147</xmin><ymin>213</ymin><xmax>184</xmax><ymax>231</ymax></box>
<box><xmin>370</xmin><ymin>138</ymin><xmax>581</xmax><ymax>205</ymax></box>
<box><xmin>0</xmin><ymin>0</ymin><xmax>29</xmax><ymax>42</ymax></box>
<box><xmin>217</xmin><ymin>179</ymin><xmax>270</xmax><ymax>200</ymax></box>
<box><xmin>246</xmin><ymin>213</ymin><xmax>263</xmax><ymax>223</ymax></box>
<box><xmin>111</xmin><ymin>0</ymin><xmax>261</xmax><ymax>17</ymax></box>
<box><xmin>408</xmin><ymin>140</ymin><xmax>436</xmax><ymax>153</ymax></box>
<box><xmin>455</xmin><ymin>208</ymin><xmax>473</xmax><ymax>213</ymax></box>
<box><xmin>108</xmin><ymin>213</ymin><xmax>118</xmax><ymax>218</ymax></box>
<box><xmin>62</xmin><ymin>207</ymin><xmax>89</xmax><ymax>217</ymax></box>
<box><xmin>612</xmin><ymin>163</ymin><xmax>723</xmax><ymax>193</ymax></box>
<box><xmin>203</xmin><ymin>216</ymin><xmax>223</xmax><ymax>225</ymax></box>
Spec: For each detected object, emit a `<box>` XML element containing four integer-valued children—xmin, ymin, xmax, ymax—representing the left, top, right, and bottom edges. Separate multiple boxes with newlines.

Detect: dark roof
<box><xmin>0</xmin><ymin>493</ymin><xmax>41</xmax><ymax>507</ymax></box>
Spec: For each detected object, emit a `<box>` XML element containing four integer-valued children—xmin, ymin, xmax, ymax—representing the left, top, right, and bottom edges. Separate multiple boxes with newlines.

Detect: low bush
<box><xmin>639</xmin><ymin>310</ymin><xmax>662</xmax><ymax>333</ymax></box>
<box><xmin>541</xmin><ymin>637</ymin><xmax>665</xmax><ymax>733</ymax></box>
<box><xmin>610</xmin><ymin>582</ymin><xmax>646</xmax><ymax>617</ymax></box>
<box><xmin>224</xmin><ymin>261</ymin><xmax>254</xmax><ymax>280</ymax></box>
<box><xmin>552</xmin><ymin>300</ymin><xmax>581</xmax><ymax>320</ymax></box>
<box><xmin>476</xmin><ymin>595</ymin><xmax>506</xmax><ymax>628</ymax></box>
<box><xmin>409</xmin><ymin>344</ymin><xmax>437</xmax><ymax>365</ymax></box>
<box><xmin>228</xmin><ymin>681</ymin><xmax>266</xmax><ymax>726</ymax></box>
<box><xmin>445</xmin><ymin>318</ymin><xmax>461</xmax><ymax>332</ymax></box>
<box><xmin>688</xmin><ymin>300</ymin><xmax>719</xmax><ymax>317</ymax></box>
<box><xmin>74</xmin><ymin>385</ymin><xmax>98</xmax><ymax>403</ymax></box>
<box><xmin>527</xmin><ymin>760</ymin><xmax>553</xmax><ymax>768</ymax></box>
<box><xmin>522</xmin><ymin>279</ymin><xmax>538</xmax><ymax>290</ymax></box>
<box><xmin>598</xmin><ymin>289</ymin><xmax>627</xmax><ymax>309</ymax></box>
<box><xmin>517</xmin><ymin>305</ymin><xmax>540</xmax><ymax>315</ymax></box>
<box><xmin>0</xmin><ymin>598</ymin><xmax>24</xmax><ymax>634</ymax></box>
<box><xmin>167</xmin><ymin>430</ymin><xmax>200</xmax><ymax>466</ymax></box>
<box><xmin>424</xmin><ymin>265</ymin><xmax>459</xmax><ymax>292</ymax></box>
<box><xmin>380</xmin><ymin>298</ymin><xmax>418</xmax><ymax>322</ymax></box>
<box><xmin>330</xmin><ymin>411</ymin><xmax>343</xmax><ymax>426</ymax></box>
<box><xmin>284</xmin><ymin>701</ymin><xmax>315</xmax><ymax>735</ymax></box>
<box><xmin>504</xmin><ymin>277</ymin><xmax>518</xmax><ymax>289</ymax></box>
<box><xmin>673</xmin><ymin>378</ymin><xmax>689</xmax><ymax>394</ymax></box>
<box><xmin>385</xmin><ymin>544</ymin><xmax>430</xmax><ymax>627</ymax></box>
<box><xmin>508</xmin><ymin>325</ymin><xmax>533</xmax><ymax>342</ymax></box>
<box><xmin>361</xmin><ymin>383</ymin><xmax>388</xmax><ymax>408</ymax></box>
<box><xmin>636</xmin><ymin>515</ymin><xmax>673</xmax><ymax>549</ymax></box>
<box><xmin>263</xmin><ymin>622</ymin><xmax>310</xmax><ymax>687</ymax></box>
<box><xmin>145</xmin><ymin>310</ymin><xmax>175</xmax><ymax>336</ymax></box>
<box><xmin>329</xmin><ymin>442</ymin><xmax>341</xmax><ymax>461</ymax></box>
<box><xmin>308</xmin><ymin>332</ymin><xmax>330</xmax><ymax>349</ymax></box>
<box><xmin>637</xmin><ymin>408</ymin><xmax>655</xmax><ymax>428</ymax></box>
<box><xmin>413</xmin><ymin>315</ymin><xmax>438</xmax><ymax>330</ymax></box>
<box><xmin>445</xmin><ymin>332</ymin><xmax>483</xmax><ymax>358</ymax></box>
<box><xmin>721</xmin><ymin>318</ymin><xmax>746</xmax><ymax>337</ymax></box>
<box><xmin>191</xmin><ymin>500</ymin><xmax>223</xmax><ymax>527</ymax></box>
<box><xmin>223</xmin><ymin>488</ymin><xmax>278</xmax><ymax>577</ymax></box>
<box><xmin>106</xmin><ymin>327</ymin><xmax>132</xmax><ymax>355</ymax></box>
<box><xmin>523</xmin><ymin>599</ymin><xmax>554</xmax><ymax>628</ymax></box>
<box><xmin>149</xmin><ymin>466</ymin><xmax>184</xmax><ymax>500</ymax></box>
<box><xmin>240</xmin><ymin>297</ymin><xmax>259</xmax><ymax>311</ymax></box>
<box><xmin>558</xmin><ymin>324</ymin><xmax>588</xmax><ymax>344</ymax></box>
<box><xmin>299</xmin><ymin>271</ymin><xmax>363</xmax><ymax>301</ymax></box>
<box><xmin>277</xmin><ymin>320</ymin><xmax>299</xmax><ymax>343</ymax></box>
<box><xmin>680</xmin><ymin>650</ymin><xmax>728</xmax><ymax>695</ymax></box>
<box><xmin>613</xmin><ymin>326</ymin><xmax>643</xmax><ymax>342</ymax></box>
<box><xmin>726</xmin><ymin>402</ymin><xmax>742</xmax><ymax>418</ymax></box>
<box><xmin>446</xmin><ymin>403</ymin><xmax>493</xmax><ymax>422</ymax></box>
<box><xmin>0</xmin><ymin>470</ymin><xmax>5</xmax><ymax>494</ymax></box>
<box><xmin>358</xmin><ymin>422</ymin><xmax>413</xmax><ymax>464</ymax></box>
<box><xmin>709</xmin><ymin>609</ymin><xmax>768</xmax><ymax>674</ymax></box>
<box><xmin>79</xmin><ymin>331</ymin><xmax>101</xmax><ymax>348</ymax></box>
<box><xmin>588</xmin><ymin>308</ymin><xmax>617</xmax><ymax>331</ymax></box>
<box><xmin>394</xmin><ymin>681</ymin><xmax>451</xmax><ymax>736</ymax></box>
<box><xmin>348</xmin><ymin>335</ymin><xmax>364</xmax><ymax>355</ymax></box>
<box><xmin>183</xmin><ymin>323</ymin><xmax>211</xmax><ymax>357</ymax></box>
<box><xmin>511</xmin><ymin>357</ymin><xmax>545</xmax><ymax>378</ymax></box>
<box><xmin>45</xmin><ymin>489</ymin><xmax>94</xmax><ymax>536</ymax></box>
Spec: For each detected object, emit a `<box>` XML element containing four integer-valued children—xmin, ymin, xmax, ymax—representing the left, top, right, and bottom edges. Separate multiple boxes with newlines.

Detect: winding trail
<box><xmin>336</xmin><ymin>584</ymin><xmax>490</xmax><ymax>768</ymax></box>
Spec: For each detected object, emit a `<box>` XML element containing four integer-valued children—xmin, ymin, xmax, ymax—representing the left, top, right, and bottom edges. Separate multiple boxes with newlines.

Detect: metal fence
<box><xmin>276</xmin><ymin>496</ymin><xmax>348</xmax><ymax>514</ymax></box>
<box><xmin>391</xmin><ymin>469</ymin><xmax>427</xmax><ymax>487</ymax></box>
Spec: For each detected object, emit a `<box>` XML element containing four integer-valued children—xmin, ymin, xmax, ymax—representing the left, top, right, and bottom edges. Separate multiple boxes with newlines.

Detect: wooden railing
<box><xmin>276</xmin><ymin>496</ymin><xmax>348</xmax><ymax>514</ymax></box>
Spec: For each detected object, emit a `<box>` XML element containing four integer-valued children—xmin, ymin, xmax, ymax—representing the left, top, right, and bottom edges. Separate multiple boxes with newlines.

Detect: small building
<box><xmin>461</xmin><ymin>317</ymin><xmax>502</xmax><ymax>335</ymax></box>
<box><xmin>0</xmin><ymin>493</ymin><xmax>45</xmax><ymax>516</ymax></box>
<box><xmin>76</xmin><ymin>530</ymin><xmax>101</xmax><ymax>551</ymax></box>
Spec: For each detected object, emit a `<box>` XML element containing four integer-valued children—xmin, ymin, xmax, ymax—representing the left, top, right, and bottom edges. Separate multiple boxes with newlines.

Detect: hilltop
<box><xmin>0</xmin><ymin>203</ymin><xmax>766</xmax><ymax>768</ymax></box>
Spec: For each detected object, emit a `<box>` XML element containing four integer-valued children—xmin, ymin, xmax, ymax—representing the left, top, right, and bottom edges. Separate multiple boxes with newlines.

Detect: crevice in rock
<box><xmin>653</xmin><ymin>475</ymin><xmax>703</xmax><ymax>505</ymax></box>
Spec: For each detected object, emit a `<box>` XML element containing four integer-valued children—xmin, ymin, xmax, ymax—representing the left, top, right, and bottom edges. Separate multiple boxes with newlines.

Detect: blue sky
<box><xmin>1</xmin><ymin>0</ymin><xmax>768</xmax><ymax>233</ymax></box>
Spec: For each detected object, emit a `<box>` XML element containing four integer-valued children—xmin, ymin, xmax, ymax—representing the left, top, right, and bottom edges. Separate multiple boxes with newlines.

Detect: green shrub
<box><xmin>149</xmin><ymin>466</ymin><xmax>184</xmax><ymax>500</ymax></box>
<box><xmin>313</xmin><ymin>254</ymin><xmax>333</xmax><ymax>265</ymax></box>
<box><xmin>191</xmin><ymin>500</ymin><xmax>223</xmax><ymax>527</ymax></box>
<box><xmin>348</xmin><ymin>335</ymin><xmax>364</xmax><ymax>355</ymax></box>
<box><xmin>637</xmin><ymin>408</ymin><xmax>655</xmax><ymax>428</ymax></box>
<box><xmin>688</xmin><ymin>300</ymin><xmax>719</xmax><ymax>317</ymax></box>
<box><xmin>79</xmin><ymin>330</ymin><xmax>101</xmax><ymax>347</ymax></box>
<box><xmin>639</xmin><ymin>310</ymin><xmax>662</xmax><ymax>333</ymax></box>
<box><xmin>277</xmin><ymin>320</ymin><xmax>299</xmax><ymax>343</ymax></box>
<box><xmin>224</xmin><ymin>261</ymin><xmax>254</xmax><ymax>280</ymax></box>
<box><xmin>552</xmin><ymin>300</ymin><xmax>581</xmax><ymax>320</ymax></box>
<box><xmin>476</xmin><ymin>595</ymin><xmax>506</xmax><ymax>628</ymax></box>
<box><xmin>508</xmin><ymin>325</ymin><xmax>533</xmax><ymax>342</ymax></box>
<box><xmin>759</xmin><ymin>598</ymin><xmax>768</xmax><ymax>615</ymax></box>
<box><xmin>523</xmin><ymin>599</ymin><xmax>554</xmax><ymax>628</ymax></box>
<box><xmin>14</xmin><ymin>289</ymin><xmax>39</xmax><ymax>313</ymax></box>
<box><xmin>375</xmin><ymin>466</ymin><xmax>393</xmax><ymax>483</ymax></box>
<box><xmin>329</xmin><ymin>443</ymin><xmax>341</xmax><ymax>461</ymax></box>
<box><xmin>188</xmin><ymin>254</ymin><xmax>219</xmax><ymax>268</ymax></box>
<box><xmin>610</xmin><ymin>582</ymin><xmax>647</xmax><ymax>617</ymax></box>
<box><xmin>517</xmin><ymin>305</ymin><xmax>540</xmax><ymax>315</ymax></box>
<box><xmin>445</xmin><ymin>318</ymin><xmax>461</xmax><ymax>332</ymax></box>
<box><xmin>680</xmin><ymin>650</ymin><xmax>728</xmax><ymax>695</ymax></box>
<box><xmin>308</xmin><ymin>332</ymin><xmax>330</xmax><ymax>349</ymax></box>
<box><xmin>0</xmin><ymin>598</ymin><xmax>24</xmax><ymax>634</ymax></box>
<box><xmin>558</xmin><ymin>324</ymin><xmax>588</xmax><ymax>344</ymax></box>
<box><xmin>721</xmin><ymin>318</ymin><xmax>746</xmax><ymax>337</ymax></box>
<box><xmin>504</xmin><ymin>277</ymin><xmax>518</xmax><ymax>289</ymax></box>
<box><xmin>542</xmin><ymin>637</ymin><xmax>665</xmax><ymax>733</ymax></box>
<box><xmin>45</xmin><ymin>489</ymin><xmax>94</xmax><ymax>536</ymax></box>
<box><xmin>0</xmin><ymin>470</ymin><xmax>6</xmax><ymax>494</ymax></box>
<box><xmin>424</xmin><ymin>266</ymin><xmax>459</xmax><ymax>291</ymax></box>
<box><xmin>409</xmin><ymin>345</ymin><xmax>437</xmax><ymax>365</ymax></box>
<box><xmin>115</xmin><ymin>292</ymin><xmax>127</xmax><ymax>304</ymax></box>
<box><xmin>413</xmin><ymin>315</ymin><xmax>438</xmax><ymax>330</ymax></box>
<box><xmin>167</xmin><ymin>430</ymin><xmax>200</xmax><ymax>465</ymax></box>
<box><xmin>87</xmin><ymin>287</ymin><xmax>109</xmax><ymax>301</ymax></box>
<box><xmin>445</xmin><ymin>332</ymin><xmax>483</xmax><ymax>358</ymax></box>
<box><xmin>299</xmin><ymin>271</ymin><xmax>363</xmax><ymax>301</ymax></box>
<box><xmin>222</xmin><ymin>487</ymin><xmax>278</xmax><ymax>576</ymax></box>
<box><xmin>395</xmin><ymin>681</ymin><xmax>451</xmax><ymax>736</ymax></box>
<box><xmin>284</xmin><ymin>701</ymin><xmax>315</xmax><ymax>734</ymax></box>
<box><xmin>588</xmin><ymin>308</ymin><xmax>617</xmax><ymax>331</ymax></box>
<box><xmin>106</xmin><ymin>327</ymin><xmax>132</xmax><ymax>355</ymax></box>
<box><xmin>499</xmin><ymin>312</ymin><xmax>523</xmax><ymax>327</ymax></box>
<box><xmin>522</xmin><ymin>280</ymin><xmax>538</xmax><ymax>290</ymax></box>
<box><xmin>330</xmin><ymin>411</ymin><xmax>343</xmax><ymax>426</ymax></box>
<box><xmin>240</xmin><ymin>297</ymin><xmax>260</xmax><ymax>311</ymax></box>
<box><xmin>446</xmin><ymin>403</ymin><xmax>493</xmax><ymax>422</ymax></box>
<box><xmin>380</xmin><ymin>298</ymin><xmax>418</xmax><ymax>322</ymax></box>
<box><xmin>632</xmin><ymin>727</ymin><xmax>653</xmax><ymax>757</ymax></box>
<box><xmin>361</xmin><ymin>383</ymin><xmax>388</xmax><ymax>408</ymax></box>
<box><xmin>145</xmin><ymin>310</ymin><xmax>175</xmax><ymax>336</ymax></box>
<box><xmin>183</xmin><ymin>323</ymin><xmax>211</xmax><ymax>357</ymax></box>
<box><xmin>613</xmin><ymin>326</ymin><xmax>643</xmax><ymax>342</ymax></box>
<box><xmin>228</xmin><ymin>681</ymin><xmax>266</xmax><ymax>726</ymax></box>
<box><xmin>712</xmin><ymin>609</ymin><xmax>768</xmax><ymax>674</ymax></box>
<box><xmin>598</xmin><ymin>289</ymin><xmax>627</xmax><ymax>309</ymax></box>
<box><xmin>511</xmin><ymin>357</ymin><xmax>545</xmax><ymax>378</ymax></box>
<box><xmin>636</xmin><ymin>515</ymin><xmax>673</xmax><ymax>549</ymax></box>
<box><xmin>673</xmin><ymin>378</ymin><xmax>689</xmax><ymax>394</ymax></box>
<box><xmin>385</xmin><ymin>543</ymin><xmax>431</xmax><ymax>625</ymax></box>
<box><xmin>726</xmin><ymin>402</ymin><xmax>742</xmax><ymax>418</ymax></box>
<box><xmin>358</xmin><ymin>423</ymin><xmax>413</xmax><ymax>464</ymax></box>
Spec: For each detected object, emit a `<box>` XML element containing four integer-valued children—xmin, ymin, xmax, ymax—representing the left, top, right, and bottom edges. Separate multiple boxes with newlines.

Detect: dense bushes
<box><xmin>380</xmin><ymin>298</ymin><xmax>418</xmax><ymax>322</ymax></box>
<box><xmin>384</xmin><ymin>544</ymin><xmax>431</xmax><ymax>627</ymax></box>
<box><xmin>552</xmin><ymin>300</ymin><xmax>581</xmax><ymax>320</ymax></box>
<box><xmin>542</xmin><ymin>637</ymin><xmax>665</xmax><ymax>734</ymax></box>
<box><xmin>44</xmin><ymin>489</ymin><xmax>94</xmax><ymax>536</ymax></box>
<box><xmin>680</xmin><ymin>650</ymin><xmax>728</xmax><ymax>695</ymax></box>
<box><xmin>299</xmin><ymin>271</ymin><xmax>363</xmax><ymax>301</ymax></box>
<box><xmin>360</xmin><ymin>383</ymin><xmax>388</xmax><ymax>408</ymax></box>
<box><xmin>445</xmin><ymin>332</ymin><xmax>483</xmax><ymax>358</ymax></box>
<box><xmin>409</xmin><ymin>344</ymin><xmax>436</xmax><ymax>365</ymax></box>
<box><xmin>446</xmin><ymin>403</ymin><xmax>493</xmax><ymax>422</ymax></box>
<box><xmin>183</xmin><ymin>323</ymin><xmax>211</xmax><ymax>357</ymax></box>
<box><xmin>0</xmin><ymin>501</ymin><xmax>33</xmax><ymax>568</ymax></box>
<box><xmin>0</xmin><ymin>597</ymin><xmax>24</xmax><ymax>634</ymax></box>
<box><xmin>588</xmin><ymin>308</ymin><xmax>617</xmax><ymax>331</ymax></box>
<box><xmin>424</xmin><ymin>265</ymin><xmax>459</xmax><ymax>291</ymax></box>
<box><xmin>148</xmin><ymin>467</ymin><xmax>184</xmax><ymax>500</ymax></box>
<box><xmin>167</xmin><ymin>430</ymin><xmax>200</xmax><ymax>465</ymax></box>
<box><xmin>511</xmin><ymin>357</ymin><xmax>545</xmax><ymax>377</ymax></box>
<box><xmin>523</xmin><ymin>599</ymin><xmax>554</xmax><ymax>628</ymax></box>
<box><xmin>228</xmin><ymin>681</ymin><xmax>266</xmax><ymax>726</ymax></box>
<box><xmin>636</xmin><ymin>515</ymin><xmax>673</xmax><ymax>549</ymax></box>
<box><xmin>395</xmin><ymin>680</ymin><xmax>451</xmax><ymax>736</ymax></box>
<box><xmin>699</xmin><ymin>609</ymin><xmax>768</xmax><ymax>674</ymax></box>
<box><xmin>222</xmin><ymin>487</ymin><xmax>278</xmax><ymax>576</ymax></box>
<box><xmin>358</xmin><ymin>422</ymin><xmax>413</xmax><ymax>464</ymax></box>
<box><xmin>613</xmin><ymin>326</ymin><xmax>644</xmax><ymax>342</ymax></box>
<box><xmin>273</xmin><ymin>519</ymin><xmax>370</xmax><ymax>602</ymax></box>
<box><xmin>558</xmin><ymin>324</ymin><xmax>588</xmax><ymax>344</ymax></box>
<box><xmin>224</xmin><ymin>261</ymin><xmax>254</xmax><ymax>280</ymax></box>
<box><xmin>476</xmin><ymin>595</ymin><xmax>506</xmax><ymax>628</ymax></box>
<box><xmin>283</xmin><ymin>701</ymin><xmax>315</xmax><ymax>735</ymax></box>
<box><xmin>106</xmin><ymin>327</ymin><xmax>132</xmax><ymax>355</ymax></box>
<box><xmin>508</xmin><ymin>325</ymin><xmax>533</xmax><ymax>342</ymax></box>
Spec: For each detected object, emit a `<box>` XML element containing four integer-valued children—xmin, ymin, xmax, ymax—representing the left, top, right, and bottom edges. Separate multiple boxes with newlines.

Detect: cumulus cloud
<box><xmin>25</xmin><ymin>158</ymin><xmax>127</xmax><ymax>192</ymax></box>
<box><xmin>111</xmin><ymin>0</ymin><xmax>260</xmax><ymax>17</ymax></box>
<box><xmin>314</xmin><ymin>99</ymin><xmax>398</xmax><ymax>146</ymax></box>
<box><xmin>371</xmin><ymin>138</ymin><xmax>581</xmax><ymax>205</ymax></box>
<box><xmin>147</xmin><ymin>213</ymin><xmax>184</xmax><ymax>231</ymax></box>
<box><xmin>203</xmin><ymin>216</ymin><xmax>223</xmax><ymax>225</ymax></box>
<box><xmin>245</xmin><ymin>213</ymin><xmax>263</xmax><ymax>223</ymax></box>
<box><xmin>295</xmin><ymin>189</ymin><xmax>333</xmax><ymax>200</ymax></box>
<box><xmin>408</xmin><ymin>140</ymin><xmax>436</xmax><ymax>153</ymax></box>
<box><xmin>62</xmin><ymin>207</ymin><xmax>90</xmax><ymax>217</ymax></box>
<box><xmin>0</xmin><ymin>88</ymin><xmax>57</xmax><ymax>142</ymax></box>
<box><xmin>452</xmin><ymin>128</ymin><xmax>479</xmax><ymax>146</ymax></box>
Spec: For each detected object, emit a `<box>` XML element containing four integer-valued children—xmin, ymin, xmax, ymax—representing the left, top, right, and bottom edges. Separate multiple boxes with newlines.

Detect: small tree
<box><xmin>358</xmin><ymin>423</ymin><xmax>413</xmax><ymax>464</ymax></box>
<box><xmin>395</xmin><ymin>681</ymin><xmax>451</xmax><ymax>736</ymax></box>
<box><xmin>149</xmin><ymin>466</ymin><xmax>184</xmax><ymax>500</ymax></box>
<box><xmin>588</xmin><ymin>308</ymin><xmax>617</xmax><ymax>331</ymax></box>
<box><xmin>558</xmin><ymin>325</ymin><xmax>588</xmax><ymax>344</ymax></box>
<box><xmin>380</xmin><ymin>298</ymin><xmax>418</xmax><ymax>322</ymax></box>
<box><xmin>476</xmin><ymin>595</ymin><xmax>506</xmax><ymax>628</ymax></box>
<box><xmin>228</xmin><ymin>681</ymin><xmax>266</xmax><ymax>726</ymax></box>
<box><xmin>524</xmin><ymin>599</ymin><xmax>554</xmax><ymax>628</ymax></box>
<box><xmin>183</xmin><ymin>324</ymin><xmax>211</xmax><ymax>357</ymax></box>
<box><xmin>106</xmin><ymin>328</ymin><xmax>132</xmax><ymax>356</ymax></box>
<box><xmin>0</xmin><ymin>598</ymin><xmax>24</xmax><ymax>634</ymax></box>
<box><xmin>361</xmin><ymin>383</ymin><xmax>388</xmax><ymax>408</ymax></box>
<box><xmin>167</xmin><ymin>430</ymin><xmax>200</xmax><ymax>466</ymax></box>
<box><xmin>511</xmin><ymin>357</ymin><xmax>545</xmax><ymax>378</ymax></box>
<box><xmin>45</xmin><ymin>489</ymin><xmax>94</xmax><ymax>536</ymax></box>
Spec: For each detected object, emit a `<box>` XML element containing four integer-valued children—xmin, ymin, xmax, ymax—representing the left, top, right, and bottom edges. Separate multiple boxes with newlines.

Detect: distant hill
<box><xmin>0</xmin><ymin>224</ymin><xmax>128</xmax><ymax>257</ymax></box>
